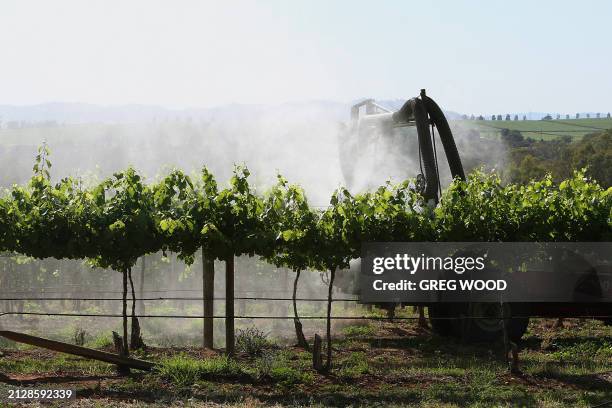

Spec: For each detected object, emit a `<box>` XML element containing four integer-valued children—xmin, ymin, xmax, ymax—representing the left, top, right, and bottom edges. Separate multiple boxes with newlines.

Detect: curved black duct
<box><xmin>421</xmin><ymin>92</ymin><xmax>466</xmax><ymax>182</ymax></box>
<box><xmin>410</xmin><ymin>97</ymin><xmax>439</xmax><ymax>201</ymax></box>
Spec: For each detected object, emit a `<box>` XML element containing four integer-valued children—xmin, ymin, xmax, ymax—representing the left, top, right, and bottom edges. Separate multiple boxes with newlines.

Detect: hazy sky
<box><xmin>1</xmin><ymin>0</ymin><xmax>610</xmax><ymax>114</ymax></box>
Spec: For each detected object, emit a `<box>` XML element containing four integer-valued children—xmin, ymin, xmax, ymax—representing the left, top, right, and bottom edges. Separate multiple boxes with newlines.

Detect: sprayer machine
<box><xmin>335</xmin><ymin>90</ymin><xmax>611</xmax><ymax>343</ymax></box>
<box><xmin>338</xmin><ymin>89</ymin><xmax>465</xmax><ymax>200</ymax></box>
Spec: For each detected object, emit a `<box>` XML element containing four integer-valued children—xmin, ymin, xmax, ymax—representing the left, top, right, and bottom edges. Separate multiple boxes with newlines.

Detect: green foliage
<box><xmin>359</xmin><ymin>180</ymin><xmax>435</xmax><ymax>242</ymax></box>
<box><xmin>0</xmin><ymin>187</ymin><xmax>17</xmax><ymax>253</ymax></box>
<box><xmin>436</xmin><ymin>169</ymin><xmax>611</xmax><ymax>241</ymax></box>
<box><xmin>200</xmin><ymin>165</ymin><xmax>270</xmax><ymax>261</ymax></box>
<box><xmin>310</xmin><ymin>180</ymin><xmax>434</xmax><ymax>271</ymax></box>
<box><xmin>561</xmin><ymin>130</ymin><xmax>612</xmax><ymax>187</ymax></box>
<box><xmin>510</xmin><ymin>154</ymin><xmax>550</xmax><ymax>183</ymax></box>
<box><xmin>263</xmin><ymin>175</ymin><xmax>319</xmax><ymax>271</ymax></box>
<box><xmin>7</xmin><ymin>155</ymin><xmax>94</xmax><ymax>260</ymax></box>
<box><xmin>504</xmin><ymin>129</ymin><xmax>611</xmax><ymax>187</ymax></box>
<box><xmin>152</xmin><ymin>169</ymin><xmax>200</xmax><ymax>264</ymax></box>
<box><xmin>88</xmin><ymin>168</ymin><xmax>160</xmax><ymax>271</ymax></box>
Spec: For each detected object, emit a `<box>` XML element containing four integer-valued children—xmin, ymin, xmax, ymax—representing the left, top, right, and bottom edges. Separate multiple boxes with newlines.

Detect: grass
<box><xmin>86</xmin><ymin>331</ymin><xmax>114</xmax><ymax>349</ymax></box>
<box><xmin>342</xmin><ymin>323</ymin><xmax>376</xmax><ymax>337</ymax></box>
<box><xmin>0</xmin><ymin>354</ymin><xmax>114</xmax><ymax>376</ymax></box>
<box><xmin>336</xmin><ymin>351</ymin><xmax>369</xmax><ymax>379</ymax></box>
<box><xmin>157</xmin><ymin>355</ymin><xmax>245</xmax><ymax>386</ymax></box>
<box><xmin>156</xmin><ymin>351</ymin><xmax>314</xmax><ymax>389</ymax></box>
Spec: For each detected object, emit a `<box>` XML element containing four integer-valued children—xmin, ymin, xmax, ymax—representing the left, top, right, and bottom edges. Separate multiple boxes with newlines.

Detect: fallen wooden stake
<box><xmin>0</xmin><ymin>330</ymin><xmax>155</xmax><ymax>371</ymax></box>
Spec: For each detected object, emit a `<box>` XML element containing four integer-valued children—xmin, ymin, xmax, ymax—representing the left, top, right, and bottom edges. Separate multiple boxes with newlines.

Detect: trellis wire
<box><xmin>1</xmin><ymin>311</ymin><xmax>610</xmax><ymax>320</ymax></box>
<box><xmin>0</xmin><ymin>296</ymin><xmax>360</xmax><ymax>302</ymax></box>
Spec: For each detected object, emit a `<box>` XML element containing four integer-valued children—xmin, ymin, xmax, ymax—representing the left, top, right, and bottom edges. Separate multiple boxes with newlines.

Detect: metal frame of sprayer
<box><xmin>340</xmin><ymin>89</ymin><xmax>465</xmax><ymax>202</ymax></box>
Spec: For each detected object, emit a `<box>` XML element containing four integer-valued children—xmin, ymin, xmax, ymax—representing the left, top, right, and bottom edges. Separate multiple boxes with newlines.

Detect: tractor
<box><xmin>335</xmin><ymin>90</ymin><xmax>611</xmax><ymax>342</ymax></box>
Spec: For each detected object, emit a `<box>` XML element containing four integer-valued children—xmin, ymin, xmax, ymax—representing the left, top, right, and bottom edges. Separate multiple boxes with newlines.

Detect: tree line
<box><xmin>502</xmin><ymin>129</ymin><xmax>612</xmax><ymax>187</ymax></box>
<box><xmin>461</xmin><ymin>113</ymin><xmax>612</xmax><ymax>121</ymax></box>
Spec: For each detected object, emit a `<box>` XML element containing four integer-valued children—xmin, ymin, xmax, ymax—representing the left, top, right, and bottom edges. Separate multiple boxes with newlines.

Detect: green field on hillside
<box><xmin>454</xmin><ymin>118</ymin><xmax>612</xmax><ymax>140</ymax></box>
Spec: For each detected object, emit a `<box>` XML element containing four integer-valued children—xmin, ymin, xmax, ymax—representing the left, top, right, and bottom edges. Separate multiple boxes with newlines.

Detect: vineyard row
<box><xmin>0</xmin><ymin>146</ymin><xmax>610</xmax><ymax>369</ymax></box>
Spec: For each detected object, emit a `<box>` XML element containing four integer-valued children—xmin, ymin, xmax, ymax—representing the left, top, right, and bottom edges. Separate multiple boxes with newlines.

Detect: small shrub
<box><xmin>236</xmin><ymin>327</ymin><xmax>270</xmax><ymax>356</ymax></box>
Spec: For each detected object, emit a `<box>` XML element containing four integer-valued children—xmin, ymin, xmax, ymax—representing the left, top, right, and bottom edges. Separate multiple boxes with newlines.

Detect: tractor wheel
<box><xmin>428</xmin><ymin>304</ymin><xmax>455</xmax><ymax>337</ymax></box>
<box><xmin>457</xmin><ymin>303</ymin><xmax>529</xmax><ymax>343</ymax></box>
<box><xmin>429</xmin><ymin>303</ymin><xmax>529</xmax><ymax>342</ymax></box>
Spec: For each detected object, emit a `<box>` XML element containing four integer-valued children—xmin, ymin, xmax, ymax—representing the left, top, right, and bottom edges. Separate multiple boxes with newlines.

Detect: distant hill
<box><xmin>0</xmin><ymin>100</ymin><xmax>463</xmax><ymax>125</ymax></box>
<box><xmin>0</xmin><ymin>102</ymin><xmax>174</xmax><ymax>124</ymax></box>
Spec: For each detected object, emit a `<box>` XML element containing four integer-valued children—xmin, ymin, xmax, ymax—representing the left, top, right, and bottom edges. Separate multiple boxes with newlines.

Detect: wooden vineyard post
<box><xmin>312</xmin><ymin>334</ymin><xmax>323</xmax><ymax>371</ymax></box>
<box><xmin>225</xmin><ymin>255</ymin><xmax>235</xmax><ymax>356</ymax></box>
<box><xmin>202</xmin><ymin>249</ymin><xmax>215</xmax><ymax>349</ymax></box>
<box><xmin>324</xmin><ymin>268</ymin><xmax>336</xmax><ymax>372</ymax></box>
